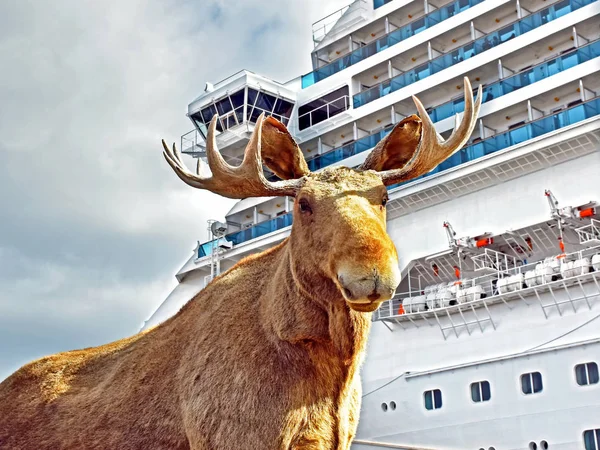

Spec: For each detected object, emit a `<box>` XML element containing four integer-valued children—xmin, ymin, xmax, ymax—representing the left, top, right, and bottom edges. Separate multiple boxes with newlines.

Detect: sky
<box><xmin>0</xmin><ymin>0</ymin><xmax>349</xmax><ymax>381</ymax></box>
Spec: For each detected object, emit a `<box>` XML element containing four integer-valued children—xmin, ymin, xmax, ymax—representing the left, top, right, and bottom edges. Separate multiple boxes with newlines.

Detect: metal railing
<box><xmin>312</xmin><ymin>4</ymin><xmax>351</xmax><ymax>46</ymax></box>
<box><xmin>298</xmin><ymin>95</ymin><xmax>350</xmax><ymax>130</ymax></box>
<box><xmin>354</xmin><ymin>0</ymin><xmax>597</xmax><ymax>107</ymax></box>
<box><xmin>207</xmin><ymin>96</ymin><xmax>600</xmax><ymax>252</ymax></box>
<box><xmin>425</xmin><ymin>39</ymin><xmax>600</xmax><ymax>123</ymax></box>
<box><xmin>374</xmin><ymin>243</ymin><xmax>600</xmax><ymax>323</ymax></box>
<box><xmin>302</xmin><ymin>0</ymin><xmax>485</xmax><ymax>88</ymax></box>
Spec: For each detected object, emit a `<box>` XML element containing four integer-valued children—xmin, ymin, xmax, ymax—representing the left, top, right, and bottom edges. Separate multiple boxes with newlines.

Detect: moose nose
<box><xmin>337</xmin><ymin>268</ymin><xmax>398</xmax><ymax>306</ymax></box>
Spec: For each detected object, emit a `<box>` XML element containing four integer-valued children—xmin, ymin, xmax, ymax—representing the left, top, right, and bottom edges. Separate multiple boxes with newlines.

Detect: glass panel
<box><xmin>434</xmin><ymin>389</ymin><xmax>442</xmax><ymax>408</ymax></box>
<box><xmin>200</xmin><ymin>104</ymin><xmax>217</xmax><ymax>124</ymax></box>
<box><xmin>353</xmin><ymin>0</ymin><xmax>596</xmax><ymax>106</ymax></box>
<box><xmin>521</xmin><ymin>374</ymin><xmax>532</xmax><ymax>394</ymax></box>
<box><xmin>589</xmin><ymin>363</ymin><xmax>600</xmax><ymax>384</ymax></box>
<box><xmin>302</xmin><ymin>0</ymin><xmax>486</xmax><ymax>88</ymax></box>
<box><xmin>576</xmin><ymin>364</ymin><xmax>589</xmax><ymax>385</ymax></box>
<box><xmin>255</xmin><ymin>93</ymin><xmax>277</xmax><ymax>112</ymax></box>
<box><xmin>424</xmin><ymin>391</ymin><xmax>433</xmax><ymax>410</ymax></box>
<box><xmin>215</xmin><ymin>97</ymin><xmax>232</xmax><ymax>115</ymax></box>
<box><xmin>532</xmin><ymin>372</ymin><xmax>543</xmax><ymax>393</ymax></box>
<box><xmin>584</xmin><ymin>430</ymin><xmax>598</xmax><ymax>450</ymax></box>
<box><xmin>471</xmin><ymin>383</ymin><xmax>481</xmax><ymax>402</ymax></box>
<box><xmin>482</xmin><ymin>381</ymin><xmax>491</xmax><ymax>401</ymax></box>
<box><xmin>273</xmin><ymin>99</ymin><xmax>295</xmax><ymax>118</ymax></box>
<box><xmin>229</xmin><ymin>89</ymin><xmax>245</xmax><ymax>109</ymax></box>
<box><xmin>247</xmin><ymin>88</ymin><xmax>258</xmax><ymax>107</ymax></box>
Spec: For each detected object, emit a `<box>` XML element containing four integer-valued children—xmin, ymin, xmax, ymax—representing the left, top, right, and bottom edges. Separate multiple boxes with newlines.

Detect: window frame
<box><xmin>470</xmin><ymin>380</ymin><xmax>491</xmax><ymax>403</ymax></box>
<box><xmin>575</xmin><ymin>362</ymin><xmax>599</xmax><ymax>386</ymax></box>
<box><xmin>584</xmin><ymin>428</ymin><xmax>600</xmax><ymax>450</ymax></box>
<box><xmin>423</xmin><ymin>388</ymin><xmax>443</xmax><ymax>411</ymax></box>
<box><xmin>520</xmin><ymin>371</ymin><xmax>543</xmax><ymax>395</ymax></box>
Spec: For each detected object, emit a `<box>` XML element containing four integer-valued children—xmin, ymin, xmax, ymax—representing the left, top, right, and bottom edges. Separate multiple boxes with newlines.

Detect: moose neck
<box><xmin>261</xmin><ymin>239</ymin><xmax>372</xmax><ymax>365</ymax></box>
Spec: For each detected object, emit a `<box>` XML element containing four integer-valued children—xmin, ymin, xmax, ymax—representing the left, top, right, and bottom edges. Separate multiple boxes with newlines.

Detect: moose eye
<box><xmin>298</xmin><ymin>198</ymin><xmax>312</xmax><ymax>215</ymax></box>
<box><xmin>382</xmin><ymin>195</ymin><xmax>388</xmax><ymax>207</ymax></box>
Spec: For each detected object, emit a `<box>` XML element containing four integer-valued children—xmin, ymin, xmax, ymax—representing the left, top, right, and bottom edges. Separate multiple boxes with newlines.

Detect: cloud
<box><xmin>0</xmin><ymin>0</ymin><xmax>349</xmax><ymax>379</ymax></box>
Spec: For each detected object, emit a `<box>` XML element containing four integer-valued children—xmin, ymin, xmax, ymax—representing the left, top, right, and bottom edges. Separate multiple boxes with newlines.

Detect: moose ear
<box><xmin>261</xmin><ymin>117</ymin><xmax>310</xmax><ymax>180</ymax></box>
<box><xmin>359</xmin><ymin>115</ymin><xmax>422</xmax><ymax>171</ymax></box>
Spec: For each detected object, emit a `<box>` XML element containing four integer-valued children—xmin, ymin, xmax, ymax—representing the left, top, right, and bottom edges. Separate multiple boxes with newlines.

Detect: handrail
<box><xmin>374</xmin><ymin>243</ymin><xmax>600</xmax><ymax>321</ymax></box>
<box><xmin>353</xmin><ymin>0</ymin><xmax>597</xmax><ymax>107</ymax></box>
<box><xmin>302</xmin><ymin>0</ymin><xmax>485</xmax><ymax>88</ymax></box>
<box><xmin>298</xmin><ymin>95</ymin><xmax>351</xmax><ymax>120</ymax></box>
<box><xmin>298</xmin><ymin>95</ymin><xmax>350</xmax><ymax>130</ymax></box>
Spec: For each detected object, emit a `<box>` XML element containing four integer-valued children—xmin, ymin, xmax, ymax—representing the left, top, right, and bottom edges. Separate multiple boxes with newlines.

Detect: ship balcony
<box><xmin>389</xmin><ymin>84</ymin><xmax>600</xmax><ymax>189</ymax></box>
<box><xmin>302</xmin><ymin>0</ymin><xmax>486</xmax><ymax>88</ymax></box>
<box><xmin>313</xmin><ymin>0</ymin><xmax>432</xmax><ymax>69</ymax></box>
<box><xmin>242</xmin><ymin>89</ymin><xmax>600</xmax><ymax>252</ymax></box>
<box><xmin>270</xmin><ymin>39</ymin><xmax>600</xmax><ymax>179</ymax></box>
<box><xmin>352</xmin><ymin>0</ymin><xmax>596</xmax><ymax>108</ymax></box>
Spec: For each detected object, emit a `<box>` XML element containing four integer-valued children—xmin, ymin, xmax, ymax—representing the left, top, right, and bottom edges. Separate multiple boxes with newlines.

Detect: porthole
<box><xmin>489</xmin><ymin>447</ymin><xmax>496</xmax><ymax>450</ymax></box>
<box><xmin>390</xmin><ymin>401</ymin><xmax>396</xmax><ymax>410</ymax></box>
<box><xmin>540</xmin><ymin>440</ymin><xmax>549</xmax><ymax>449</ymax></box>
<box><xmin>381</xmin><ymin>402</ymin><xmax>388</xmax><ymax>412</ymax></box>
<box><xmin>529</xmin><ymin>442</ymin><xmax>538</xmax><ymax>450</ymax></box>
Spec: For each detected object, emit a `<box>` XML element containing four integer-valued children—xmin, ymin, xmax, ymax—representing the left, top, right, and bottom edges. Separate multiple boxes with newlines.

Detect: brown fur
<box><xmin>0</xmin><ymin>168</ymin><xmax>401</xmax><ymax>450</ymax></box>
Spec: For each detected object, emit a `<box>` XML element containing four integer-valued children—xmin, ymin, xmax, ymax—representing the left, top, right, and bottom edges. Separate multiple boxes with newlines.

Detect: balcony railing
<box><xmin>427</xmin><ymin>39</ymin><xmax>600</xmax><ymax>123</ymax></box>
<box><xmin>353</xmin><ymin>0</ymin><xmax>597</xmax><ymax>108</ymax></box>
<box><xmin>267</xmin><ymin>42</ymin><xmax>600</xmax><ymax>182</ymax></box>
<box><xmin>298</xmin><ymin>95</ymin><xmax>350</xmax><ymax>130</ymax></box>
<box><xmin>301</xmin><ymin>0</ymin><xmax>485</xmax><ymax>88</ymax></box>
<box><xmin>306</xmin><ymin>124</ymin><xmax>394</xmax><ymax>171</ymax></box>
<box><xmin>374</xmin><ymin>0</ymin><xmax>394</xmax><ymax>8</ymax></box>
<box><xmin>198</xmin><ymin>214</ymin><xmax>293</xmax><ymax>258</ymax></box>
<box><xmin>199</xmin><ymin>97</ymin><xmax>600</xmax><ymax>255</ymax></box>
<box><xmin>391</xmin><ymin>96</ymin><xmax>600</xmax><ymax>188</ymax></box>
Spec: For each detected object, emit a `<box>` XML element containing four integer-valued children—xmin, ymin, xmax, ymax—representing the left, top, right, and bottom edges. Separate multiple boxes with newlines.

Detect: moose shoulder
<box><xmin>0</xmin><ymin>78</ymin><xmax>481</xmax><ymax>450</ymax></box>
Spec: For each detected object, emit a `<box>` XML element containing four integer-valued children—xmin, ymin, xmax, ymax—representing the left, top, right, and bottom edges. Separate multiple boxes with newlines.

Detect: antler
<box><xmin>375</xmin><ymin>77</ymin><xmax>482</xmax><ymax>185</ymax></box>
<box><xmin>162</xmin><ymin>113</ymin><xmax>305</xmax><ymax>199</ymax></box>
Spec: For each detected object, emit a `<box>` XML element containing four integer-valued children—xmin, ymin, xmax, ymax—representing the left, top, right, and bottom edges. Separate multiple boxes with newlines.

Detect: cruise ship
<box><xmin>144</xmin><ymin>0</ymin><xmax>600</xmax><ymax>448</ymax></box>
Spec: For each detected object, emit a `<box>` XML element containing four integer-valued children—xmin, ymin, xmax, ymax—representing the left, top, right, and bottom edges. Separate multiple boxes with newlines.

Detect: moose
<box><xmin>0</xmin><ymin>78</ymin><xmax>480</xmax><ymax>449</ymax></box>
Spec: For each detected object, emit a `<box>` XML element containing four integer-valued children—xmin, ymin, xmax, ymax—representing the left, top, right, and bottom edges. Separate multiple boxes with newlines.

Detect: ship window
<box><xmin>521</xmin><ymin>372</ymin><xmax>543</xmax><ymax>395</ymax></box>
<box><xmin>298</xmin><ymin>85</ymin><xmax>349</xmax><ymax>130</ymax></box>
<box><xmin>381</xmin><ymin>402</ymin><xmax>388</xmax><ymax>412</ymax></box>
<box><xmin>575</xmin><ymin>362</ymin><xmax>599</xmax><ymax>386</ymax></box>
<box><xmin>584</xmin><ymin>429</ymin><xmax>600</xmax><ymax>450</ymax></box>
<box><xmin>540</xmin><ymin>440</ymin><xmax>548</xmax><ymax>449</ymax></box>
<box><xmin>247</xmin><ymin>88</ymin><xmax>294</xmax><ymax>125</ymax></box>
<box><xmin>423</xmin><ymin>389</ymin><xmax>442</xmax><ymax>410</ymax></box>
<box><xmin>390</xmin><ymin>401</ymin><xmax>396</xmax><ymax>410</ymax></box>
<box><xmin>471</xmin><ymin>380</ymin><xmax>491</xmax><ymax>402</ymax></box>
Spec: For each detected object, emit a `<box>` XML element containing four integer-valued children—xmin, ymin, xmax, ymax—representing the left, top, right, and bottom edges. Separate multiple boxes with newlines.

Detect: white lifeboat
<box><xmin>592</xmin><ymin>254</ymin><xmax>600</xmax><ymax>271</ymax></box>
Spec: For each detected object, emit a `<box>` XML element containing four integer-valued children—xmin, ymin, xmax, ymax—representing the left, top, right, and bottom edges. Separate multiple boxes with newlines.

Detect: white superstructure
<box><xmin>145</xmin><ymin>1</ymin><xmax>600</xmax><ymax>448</ymax></box>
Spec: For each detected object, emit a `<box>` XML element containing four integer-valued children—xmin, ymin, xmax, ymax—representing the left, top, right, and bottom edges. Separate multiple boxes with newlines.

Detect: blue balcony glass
<box><xmin>197</xmin><ymin>213</ymin><xmax>294</xmax><ymax>258</ymax></box>
<box><xmin>201</xmin><ymin>98</ymin><xmax>599</xmax><ymax>252</ymax></box>
<box><xmin>374</xmin><ymin>0</ymin><xmax>394</xmax><ymax>8</ymax></box>
<box><xmin>427</xmin><ymin>39</ymin><xmax>600</xmax><ymax>123</ymax></box>
<box><xmin>390</xmin><ymin>97</ymin><xmax>600</xmax><ymax>189</ymax></box>
<box><xmin>301</xmin><ymin>0</ymin><xmax>485</xmax><ymax>88</ymax></box>
<box><xmin>353</xmin><ymin>0</ymin><xmax>597</xmax><ymax>107</ymax></box>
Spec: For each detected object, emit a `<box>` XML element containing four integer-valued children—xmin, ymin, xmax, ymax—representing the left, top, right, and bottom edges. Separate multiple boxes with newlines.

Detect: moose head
<box><xmin>163</xmin><ymin>78</ymin><xmax>481</xmax><ymax>314</ymax></box>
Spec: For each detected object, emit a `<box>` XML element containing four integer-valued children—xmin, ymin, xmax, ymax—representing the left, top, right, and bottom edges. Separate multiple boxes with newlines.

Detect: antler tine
<box><xmin>379</xmin><ymin>76</ymin><xmax>482</xmax><ymax>185</ymax></box>
<box><xmin>162</xmin><ymin>113</ymin><xmax>305</xmax><ymax>199</ymax></box>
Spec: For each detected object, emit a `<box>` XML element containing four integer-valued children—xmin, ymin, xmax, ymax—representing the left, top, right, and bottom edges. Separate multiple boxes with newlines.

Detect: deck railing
<box><xmin>374</xmin><ymin>244</ymin><xmax>600</xmax><ymax>323</ymax></box>
<box><xmin>353</xmin><ymin>0</ymin><xmax>597</xmax><ymax>107</ymax></box>
<box><xmin>199</xmin><ymin>97</ymin><xmax>600</xmax><ymax>255</ymax></box>
<box><xmin>301</xmin><ymin>0</ymin><xmax>485</xmax><ymax>88</ymax></box>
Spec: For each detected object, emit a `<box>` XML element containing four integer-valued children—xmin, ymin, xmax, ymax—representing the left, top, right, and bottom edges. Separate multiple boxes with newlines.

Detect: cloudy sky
<box><xmin>0</xmin><ymin>0</ymin><xmax>348</xmax><ymax>380</ymax></box>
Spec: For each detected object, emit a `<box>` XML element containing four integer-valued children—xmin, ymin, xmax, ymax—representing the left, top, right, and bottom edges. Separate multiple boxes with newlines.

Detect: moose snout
<box><xmin>337</xmin><ymin>265</ymin><xmax>400</xmax><ymax>312</ymax></box>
